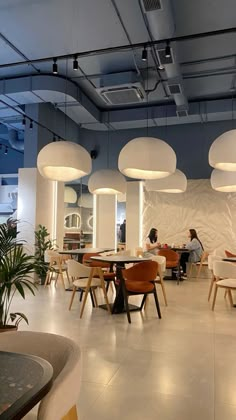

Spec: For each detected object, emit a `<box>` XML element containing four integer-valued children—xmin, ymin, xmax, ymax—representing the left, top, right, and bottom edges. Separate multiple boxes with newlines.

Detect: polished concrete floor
<box><xmin>16</xmin><ymin>270</ymin><xmax>236</xmax><ymax>420</ymax></box>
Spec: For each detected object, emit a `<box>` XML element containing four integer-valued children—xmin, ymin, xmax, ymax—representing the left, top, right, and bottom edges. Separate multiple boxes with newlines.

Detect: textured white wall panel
<box><xmin>143</xmin><ymin>179</ymin><xmax>236</xmax><ymax>254</ymax></box>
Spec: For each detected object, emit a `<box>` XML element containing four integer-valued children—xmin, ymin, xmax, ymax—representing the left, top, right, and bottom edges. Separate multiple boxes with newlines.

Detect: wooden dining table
<box><xmin>90</xmin><ymin>255</ymin><xmax>150</xmax><ymax>314</ymax></box>
<box><xmin>0</xmin><ymin>351</ymin><xmax>53</xmax><ymax>420</ymax></box>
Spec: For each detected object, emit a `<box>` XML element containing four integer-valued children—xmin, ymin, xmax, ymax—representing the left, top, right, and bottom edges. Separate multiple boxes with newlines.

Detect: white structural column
<box><xmin>18</xmin><ymin>168</ymin><xmax>64</xmax><ymax>253</ymax></box>
<box><xmin>126</xmin><ymin>181</ymin><xmax>143</xmax><ymax>254</ymax></box>
<box><xmin>93</xmin><ymin>195</ymin><xmax>117</xmax><ymax>249</ymax></box>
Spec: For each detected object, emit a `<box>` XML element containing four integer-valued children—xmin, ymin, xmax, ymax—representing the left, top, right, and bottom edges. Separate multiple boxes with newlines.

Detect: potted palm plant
<box><xmin>34</xmin><ymin>225</ymin><xmax>54</xmax><ymax>285</ymax></box>
<box><xmin>0</xmin><ymin>219</ymin><xmax>36</xmax><ymax>332</ymax></box>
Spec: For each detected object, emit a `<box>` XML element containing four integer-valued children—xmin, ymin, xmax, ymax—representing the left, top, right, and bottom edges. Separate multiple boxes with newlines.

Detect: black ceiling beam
<box><xmin>0</xmin><ymin>26</ymin><xmax>235</xmax><ymax>70</ymax></box>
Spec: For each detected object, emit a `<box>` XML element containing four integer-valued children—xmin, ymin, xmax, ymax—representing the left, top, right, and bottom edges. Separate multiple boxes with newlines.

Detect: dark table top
<box><xmin>0</xmin><ymin>351</ymin><xmax>53</xmax><ymax>420</ymax></box>
<box><xmin>90</xmin><ymin>255</ymin><xmax>150</xmax><ymax>264</ymax></box>
<box><xmin>223</xmin><ymin>257</ymin><xmax>236</xmax><ymax>262</ymax></box>
<box><xmin>59</xmin><ymin>247</ymin><xmax>114</xmax><ymax>255</ymax></box>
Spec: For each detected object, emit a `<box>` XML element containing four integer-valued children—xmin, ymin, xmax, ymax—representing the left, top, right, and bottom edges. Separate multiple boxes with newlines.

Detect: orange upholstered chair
<box><xmin>121</xmin><ymin>260</ymin><xmax>162</xmax><ymax>323</ymax></box>
<box><xmin>158</xmin><ymin>249</ymin><xmax>179</xmax><ymax>269</ymax></box>
<box><xmin>225</xmin><ymin>250</ymin><xmax>236</xmax><ymax>258</ymax></box>
<box><xmin>82</xmin><ymin>252</ymin><xmax>116</xmax><ymax>292</ymax></box>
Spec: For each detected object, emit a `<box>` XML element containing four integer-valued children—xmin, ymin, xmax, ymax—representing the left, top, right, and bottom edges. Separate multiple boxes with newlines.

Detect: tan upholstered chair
<box><xmin>44</xmin><ymin>250</ymin><xmax>70</xmax><ymax>289</ymax></box>
<box><xmin>0</xmin><ymin>331</ymin><xmax>82</xmax><ymax>420</ymax></box>
<box><xmin>188</xmin><ymin>251</ymin><xmax>209</xmax><ymax>278</ymax></box>
<box><xmin>207</xmin><ymin>254</ymin><xmax>222</xmax><ymax>301</ymax></box>
<box><xmin>67</xmin><ymin>259</ymin><xmax>111</xmax><ymax>318</ymax></box>
<box><xmin>212</xmin><ymin>260</ymin><xmax>236</xmax><ymax>310</ymax></box>
<box><xmin>151</xmin><ymin>255</ymin><xmax>167</xmax><ymax>306</ymax></box>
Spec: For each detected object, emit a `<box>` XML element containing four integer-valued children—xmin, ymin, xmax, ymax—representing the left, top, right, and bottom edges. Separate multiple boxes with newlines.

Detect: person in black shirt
<box><xmin>119</xmin><ymin>219</ymin><xmax>126</xmax><ymax>243</ymax></box>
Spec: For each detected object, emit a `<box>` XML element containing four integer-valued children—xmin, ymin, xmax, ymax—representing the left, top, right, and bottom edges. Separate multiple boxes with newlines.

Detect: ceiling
<box><xmin>0</xmin><ymin>0</ymin><xmax>236</xmax><ymax>134</ymax></box>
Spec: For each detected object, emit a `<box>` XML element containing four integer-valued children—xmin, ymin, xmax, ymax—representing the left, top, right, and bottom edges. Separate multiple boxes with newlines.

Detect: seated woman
<box><xmin>145</xmin><ymin>228</ymin><xmax>161</xmax><ymax>256</ymax></box>
<box><xmin>180</xmin><ymin>229</ymin><xmax>203</xmax><ymax>278</ymax></box>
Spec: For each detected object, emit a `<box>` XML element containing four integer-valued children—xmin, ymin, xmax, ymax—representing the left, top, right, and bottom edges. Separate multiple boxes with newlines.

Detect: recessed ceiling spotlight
<box><xmin>165</xmin><ymin>42</ymin><xmax>171</xmax><ymax>59</ymax></box>
<box><xmin>73</xmin><ymin>55</ymin><xmax>78</xmax><ymax>71</ymax></box>
<box><xmin>142</xmin><ymin>46</ymin><xmax>148</xmax><ymax>62</ymax></box>
<box><xmin>164</xmin><ymin>93</ymin><xmax>170</xmax><ymax>100</ymax></box>
<box><xmin>4</xmin><ymin>146</ymin><xmax>8</xmax><ymax>155</ymax></box>
<box><xmin>52</xmin><ymin>58</ymin><xmax>58</xmax><ymax>74</ymax></box>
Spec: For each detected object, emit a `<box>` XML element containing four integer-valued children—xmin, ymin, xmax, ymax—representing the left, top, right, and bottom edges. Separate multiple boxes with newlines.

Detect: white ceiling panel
<box><xmin>6</xmin><ymin>91</ymin><xmax>43</xmax><ymax>104</ymax></box>
<box><xmin>58</xmin><ymin>104</ymin><xmax>98</xmax><ymax>124</ymax></box>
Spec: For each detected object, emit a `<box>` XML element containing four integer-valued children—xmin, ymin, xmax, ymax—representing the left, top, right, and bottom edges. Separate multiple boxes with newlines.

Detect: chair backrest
<box><xmin>200</xmin><ymin>251</ymin><xmax>209</xmax><ymax>262</ymax></box>
<box><xmin>122</xmin><ymin>260</ymin><xmax>158</xmax><ymax>282</ymax></box>
<box><xmin>158</xmin><ymin>249</ymin><xmax>179</xmax><ymax>262</ymax></box>
<box><xmin>150</xmin><ymin>255</ymin><xmax>166</xmax><ymax>273</ymax></box>
<box><xmin>0</xmin><ymin>331</ymin><xmax>82</xmax><ymax>420</ymax></box>
<box><xmin>208</xmin><ymin>254</ymin><xmax>222</xmax><ymax>271</ymax></box>
<box><xmin>82</xmin><ymin>252</ymin><xmax>110</xmax><ymax>268</ymax></box>
<box><xmin>44</xmin><ymin>250</ymin><xmax>60</xmax><ymax>263</ymax></box>
<box><xmin>213</xmin><ymin>260</ymin><xmax>236</xmax><ymax>278</ymax></box>
<box><xmin>225</xmin><ymin>250</ymin><xmax>236</xmax><ymax>258</ymax></box>
<box><xmin>67</xmin><ymin>258</ymin><xmax>91</xmax><ymax>278</ymax></box>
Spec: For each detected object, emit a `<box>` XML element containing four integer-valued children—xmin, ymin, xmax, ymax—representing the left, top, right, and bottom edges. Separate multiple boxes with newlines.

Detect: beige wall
<box><xmin>143</xmin><ymin>179</ymin><xmax>236</xmax><ymax>254</ymax></box>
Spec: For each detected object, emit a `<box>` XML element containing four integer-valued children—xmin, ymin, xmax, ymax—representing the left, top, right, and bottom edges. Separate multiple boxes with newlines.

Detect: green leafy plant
<box><xmin>0</xmin><ymin>219</ymin><xmax>36</xmax><ymax>328</ymax></box>
<box><xmin>34</xmin><ymin>225</ymin><xmax>54</xmax><ymax>282</ymax></box>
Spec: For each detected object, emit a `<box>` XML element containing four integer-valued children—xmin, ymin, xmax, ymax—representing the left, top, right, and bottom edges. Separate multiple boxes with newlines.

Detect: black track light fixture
<box><xmin>73</xmin><ymin>55</ymin><xmax>78</xmax><ymax>71</ymax></box>
<box><xmin>52</xmin><ymin>58</ymin><xmax>58</xmax><ymax>74</ymax></box>
<box><xmin>142</xmin><ymin>45</ymin><xmax>148</xmax><ymax>61</ymax></box>
<box><xmin>22</xmin><ymin>116</ymin><xmax>26</xmax><ymax>126</ymax></box>
<box><xmin>29</xmin><ymin>119</ymin><xmax>33</xmax><ymax>130</ymax></box>
<box><xmin>52</xmin><ymin>134</ymin><xmax>56</xmax><ymax>142</ymax></box>
<box><xmin>4</xmin><ymin>146</ymin><xmax>8</xmax><ymax>155</ymax></box>
<box><xmin>165</xmin><ymin>41</ymin><xmax>171</xmax><ymax>58</ymax></box>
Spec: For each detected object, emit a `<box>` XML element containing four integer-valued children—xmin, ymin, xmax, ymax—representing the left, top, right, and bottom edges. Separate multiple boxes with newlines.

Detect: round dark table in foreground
<box><xmin>0</xmin><ymin>351</ymin><xmax>53</xmax><ymax>420</ymax></box>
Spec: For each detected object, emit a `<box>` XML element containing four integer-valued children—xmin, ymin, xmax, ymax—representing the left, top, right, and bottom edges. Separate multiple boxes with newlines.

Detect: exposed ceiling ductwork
<box><xmin>8</xmin><ymin>129</ymin><xmax>24</xmax><ymax>151</ymax></box>
<box><xmin>141</xmin><ymin>0</ymin><xmax>189</xmax><ymax>114</ymax></box>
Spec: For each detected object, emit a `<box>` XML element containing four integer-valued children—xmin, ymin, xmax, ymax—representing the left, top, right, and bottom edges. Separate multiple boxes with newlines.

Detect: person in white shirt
<box><xmin>145</xmin><ymin>228</ymin><xmax>161</xmax><ymax>256</ymax></box>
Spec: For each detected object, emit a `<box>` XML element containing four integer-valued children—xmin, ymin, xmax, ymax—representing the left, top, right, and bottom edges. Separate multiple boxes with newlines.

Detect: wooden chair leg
<box><xmin>228</xmin><ymin>289</ymin><xmax>234</xmax><ymax>307</ymax></box>
<box><xmin>196</xmin><ymin>263</ymin><xmax>202</xmax><ymax>278</ymax></box>
<box><xmin>140</xmin><ymin>294</ymin><xmax>147</xmax><ymax>310</ymax></box>
<box><xmin>62</xmin><ymin>404</ymin><xmax>78</xmax><ymax>420</ymax></box>
<box><xmin>121</xmin><ymin>280</ymin><xmax>131</xmax><ymax>323</ymax></box>
<box><xmin>97</xmin><ymin>269</ymin><xmax>111</xmax><ymax>314</ymax></box>
<box><xmin>208</xmin><ymin>276</ymin><xmax>215</xmax><ymax>301</ymax></box>
<box><xmin>92</xmin><ymin>288</ymin><xmax>98</xmax><ymax>307</ymax></box>
<box><xmin>224</xmin><ymin>290</ymin><xmax>228</xmax><ymax>299</ymax></box>
<box><xmin>160</xmin><ymin>280</ymin><xmax>168</xmax><ymax>306</ymax></box>
<box><xmin>212</xmin><ymin>284</ymin><xmax>218</xmax><ymax>310</ymax></box>
<box><xmin>60</xmin><ymin>270</ymin><xmax>66</xmax><ymax>290</ymax></box>
<box><xmin>80</xmin><ymin>271</ymin><xmax>93</xmax><ymax>318</ymax></box>
<box><xmin>69</xmin><ymin>286</ymin><xmax>77</xmax><ymax>310</ymax></box>
<box><xmin>144</xmin><ymin>295</ymin><xmax>149</xmax><ymax>309</ymax></box>
<box><xmin>153</xmin><ymin>287</ymin><xmax>162</xmax><ymax>318</ymax></box>
<box><xmin>54</xmin><ymin>271</ymin><xmax>59</xmax><ymax>286</ymax></box>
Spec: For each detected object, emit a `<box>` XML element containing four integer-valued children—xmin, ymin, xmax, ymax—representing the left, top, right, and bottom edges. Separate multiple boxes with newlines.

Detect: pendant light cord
<box><xmin>65</xmin><ymin>58</ymin><xmax>68</xmax><ymax>141</ymax></box>
<box><xmin>107</xmin><ymin>112</ymin><xmax>110</xmax><ymax>168</ymax></box>
<box><xmin>146</xmin><ymin>47</ymin><xmax>149</xmax><ymax>137</ymax></box>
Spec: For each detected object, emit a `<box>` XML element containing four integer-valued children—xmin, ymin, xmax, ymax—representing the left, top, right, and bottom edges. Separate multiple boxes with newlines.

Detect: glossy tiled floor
<box><xmin>16</xmin><ymin>270</ymin><xmax>236</xmax><ymax>420</ymax></box>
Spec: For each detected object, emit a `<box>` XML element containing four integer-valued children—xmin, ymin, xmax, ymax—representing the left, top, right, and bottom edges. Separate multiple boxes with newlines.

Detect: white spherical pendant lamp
<box><xmin>64</xmin><ymin>187</ymin><xmax>77</xmax><ymax>203</ymax></box>
<box><xmin>211</xmin><ymin>169</ymin><xmax>236</xmax><ymax>192</ymax></box>
<box><xmin>37</xmin><ymin>141</ymin><xmax>92</xmax><ymax>182</ymax></box>
<box><xmin>145</xmin><ymin>169</ymin><xmax>187</xmax><ymax>193</ymax></box>
<box><xmin>78</xmin><ymin>193</ymin><xmax>93</xmax><ymax>208</ymax></box>
<box><xmin>118</xmin><ymin>137</ymin><xmax>176</xmax><ymax>179</ymax></box>
<box><xmin>209</xmin><ymin>130</ymin><xmax>236</xmax><ymax>171</ymax></box>
<box><xmin>88</xmin><ymin>169</ymin><xmax>126</xmax><ymax>195</ymax></box>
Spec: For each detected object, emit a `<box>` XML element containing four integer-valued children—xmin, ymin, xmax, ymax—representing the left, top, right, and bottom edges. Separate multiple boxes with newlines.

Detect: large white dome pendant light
<box><xmin>64</xmin><ymin>186</ymin><xmax>77</xmax><ymax>203</ymax></box>
<box><xmin>209</xmin><ymin>129</ymin><xmax>236</xmax><ymax>171</ymax></box>
<box><xmin>37</xmin><ymin>141</ymin><xmax>92</xmax><ymax>182</ymax></box>
<box><xmin>211</xmin><ymin>168</ymin><xmax>236</xmax><ymax>192</ymax></box>
<box><xmin>118</xmin><ymin>137</ymin><xmax>176</xmax><ymax>179</ymax></box>
<box><xmin>145</xmin><ymin>169</ymin><xmax>187</xmax><ymax>193</ymax></box>
<box><xmin>88</xmin><ymin>112</ymin><xmax>126</xmax><ymax>195</ymax></box>
<box><xmin>88</xmin><ymin>169</ymin><xmax>126</xmax><ymax>195</ymax></box>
